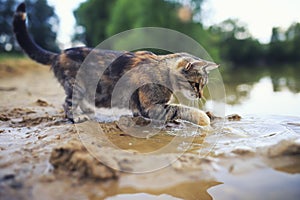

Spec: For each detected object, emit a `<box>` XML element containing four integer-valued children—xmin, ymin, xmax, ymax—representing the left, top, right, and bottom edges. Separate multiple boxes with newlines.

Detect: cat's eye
<box><xmin>184</xmin><ymin>62</ymin><xmax>192</xmax><ymax>71</ymax></box>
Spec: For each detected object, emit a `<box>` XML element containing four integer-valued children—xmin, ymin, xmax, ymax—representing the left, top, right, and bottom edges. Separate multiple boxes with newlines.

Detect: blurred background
<box><xmin>1</xmin><ymin>0</ymin><xmax>299</xmax><ymax>116</ymax></box>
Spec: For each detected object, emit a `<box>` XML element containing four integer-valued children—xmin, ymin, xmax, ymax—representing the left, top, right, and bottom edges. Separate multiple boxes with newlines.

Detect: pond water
<box><xmin>98</xmin><ymin>64</ymin><xmax>300</xmax><ymax>200</ymax></box>
<box><xmin>1</xmin><ymin>61</ymin><xmax>299</xmax><ymax>200</ymax></box>
<box><xmin>225</xmin><ymin>76</ymin><xmax>300</xmax><ymax>116</ymax></box>
<box><xmin>210</xmin><ymin>65</ymin><xmax>300</xmax><ymax>116</ymax></box>
<box><xmin>81</xmin><ymin>113</ymin><xmax>300</xmax><ymax>200</ymax></box>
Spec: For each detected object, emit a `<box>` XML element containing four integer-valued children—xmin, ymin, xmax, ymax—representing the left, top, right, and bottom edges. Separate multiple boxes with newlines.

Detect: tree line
<box><xmin>1</xmin><ymin>0</ymin><xmax>299</xmax><ymax>67</ymax></box>
<box><xmin>210</xmin><ymin>19</ymin><xmax>300</xmax><ymax>66</ymax></box>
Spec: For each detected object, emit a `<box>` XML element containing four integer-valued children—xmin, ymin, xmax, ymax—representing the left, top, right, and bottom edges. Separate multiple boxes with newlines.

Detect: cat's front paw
<box><xmin>72</xmin><ymin>114</ymin><xmax>91</xmax><ymax>123</ymax></box>
<box><xmin>175</xmin><ymin>105</ymin><xmax>210</xmax><ymax>126</ymax></box>
<box><xmin>195</xmin><ymin>110</ymin><xmax>210</xmax><ymax>126</ymax></box>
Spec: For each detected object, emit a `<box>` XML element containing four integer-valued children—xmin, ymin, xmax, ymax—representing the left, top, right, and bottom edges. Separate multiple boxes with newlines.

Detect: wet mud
<box><xmin>0</xmin><ymin>59</ymin><xmax>299</xmax><ymax>200</ymax></box>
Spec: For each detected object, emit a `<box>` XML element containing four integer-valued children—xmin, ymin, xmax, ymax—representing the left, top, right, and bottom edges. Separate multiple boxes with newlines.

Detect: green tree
<box><xmin>106</xmin><ymin>0</ymin><xmax>181</xmax><ymax>36</ymax></box>
<box><xmin>0</xmin><ymin>0</ymin><xmax>17</xmax><ymax>52</ymax></box>
<box><xmin>73</xmin><ymin>0</ymin><xmax>207</xmax><ymax>47</ymax></box>
<box><xmin>268</xmin><ymin>23</ymin><xmax>300</xmax><ymax>63</ymax></box>
<box><xmin>110</xmin><ymin>0</ymin><xmax>218</xmax><ymax>59</ymax></box>
<box><xmin>73</xmin><ymin>0</ymin><xmax>116</xmax><ymax>46</ymax></box>
<box><xmin>286</xmin><ymin>23</ymin><xmax>300</xmax><ymax>61</ymax></box>
<box><xmin>210</xmin><ymin>19</ymin><xmax>264</xmax><ymax>66</ymax></box>
<box><xmin>73</xmin><ymin>0</ymin><xmax>219</xmax><ymax>60</ymax></box>
<box><xmin>0</xmin><ymin>0</ymin><xmax>59</xmax><ymax>53</ymax></box>
<box><xmin>24</xmin><ymin>0</ymin><xmax>59</xmax><ymax>52</ymax></box>
<box><xmin>269</xmin><ymin>27</ymin><xmax>291</xmax><ymax>63</ymax></box>
<box><xmin>270</xmin><ymin>27</ymin><xmax>284</xmax><ymax>42</ymax></box>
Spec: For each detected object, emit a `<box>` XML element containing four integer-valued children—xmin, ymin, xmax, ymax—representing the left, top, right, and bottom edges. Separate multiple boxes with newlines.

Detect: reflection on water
<box><xmin>75</xmin><ymin>62</ymin><xmax>300</xmax><ymax>200</ymax></box>
<box><xmin>75</xmin><ymin>115</ymin><xmax>300</xmax><ymax>200</ymax></box>
<box><xmin>209</xmin><ymin>168</ymin><xmax>300</xmax><ymax>200</ymax></box>
<box><xmin>225</xmin><ymin>77</ymin><xmax>300</xmax><ymax>116</ymax></box>
<box><xmin>211</xmin><ymin>64</ymin><xmax>300</xmax><ymax>116</ymax></box>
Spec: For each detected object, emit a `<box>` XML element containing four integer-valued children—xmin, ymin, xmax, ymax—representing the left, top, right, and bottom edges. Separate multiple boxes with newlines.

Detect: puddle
<box><xmin>201</xmin><ymin>115</ymin><xmax>300</xmax><ymax>156</ymax></box>
<box><xmin>61</xmin><ymin>115</ymin><xmax>300</xmax><ymax>199</ymax></box>
<box><xmin>1</xmin><ymin>107</ymin><xmax>300</xmax><ymax>200</ymax></box>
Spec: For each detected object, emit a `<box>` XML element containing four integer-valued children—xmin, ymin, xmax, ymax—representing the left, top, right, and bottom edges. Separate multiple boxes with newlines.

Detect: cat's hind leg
<box><xmin>63</xmin><ymin>80</ymin><xmax>89</xmax><ymax>123</ymax></box>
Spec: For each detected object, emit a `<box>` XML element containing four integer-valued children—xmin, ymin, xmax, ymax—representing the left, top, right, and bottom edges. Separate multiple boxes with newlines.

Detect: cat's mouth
<box><xmin>189</xmin><ymin>82</ymin><xmax>203</xmax><ymax>99</ymax></box>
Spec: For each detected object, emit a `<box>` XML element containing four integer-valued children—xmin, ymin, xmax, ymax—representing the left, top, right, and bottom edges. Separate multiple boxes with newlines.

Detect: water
<box><xmin>215</xmin><ymin>65</ymin><xmax>300</xmax><ymax>116</ymax></box>
<box><xmin>209</xmin><ymin>168</ymin><xmax>300</xmax><ymax>200</ymax></box>
<box><xmin>2</xmin><ymin>62</ymin><xmax>299</xmax><ymax>199</ymax></box>
<box><xmin>224</xmin><ymin>76</ymin><xmax>300</xmax><ymax>116</ymax></box>
<box><xmin>76</xmin><ymin>113</ymin><xmax>300</xmax><ymax>200</ymax></box>
<box><xmin>101</xmin><ymin>64</ymin><xmax>300</xmax><ymax>200</ymax></box>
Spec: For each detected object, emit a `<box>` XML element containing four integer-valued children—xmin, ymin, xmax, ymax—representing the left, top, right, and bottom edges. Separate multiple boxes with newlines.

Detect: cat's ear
<box><xmin>176</xmin><ymin>59</ymin><xmax>190</xmax><ymax>71</ymax></box>
<box><xmin>190</xmin><ymin>60</ymin><xmax>219</xmax><ymax>73</ymax></box>
<box><xmin>203</xmin><ymin>62</ymin><xmax>219</xmax><ymax>73</ymax></box>
<box><xmin>184</xmin><ymin>62</ymin><xmax>192</xmax><ymax>71</ymax></box>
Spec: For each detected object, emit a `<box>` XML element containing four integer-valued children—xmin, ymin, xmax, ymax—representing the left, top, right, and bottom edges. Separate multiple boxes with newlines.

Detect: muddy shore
<box><xmin>0</xmin><ymin>59</ymin><xmax>299</xmax><ymax>200</ymax></box>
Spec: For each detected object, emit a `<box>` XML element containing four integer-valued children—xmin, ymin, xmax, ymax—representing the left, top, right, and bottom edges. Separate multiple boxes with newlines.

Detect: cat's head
<box><xmin>167</xmin><ymin>53</ymin><xmax>219</xmax><ymax>99</ymax></box>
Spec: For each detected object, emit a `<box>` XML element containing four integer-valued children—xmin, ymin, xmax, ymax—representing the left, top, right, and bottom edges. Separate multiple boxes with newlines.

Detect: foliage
<box><xmin>0</xmin><ymin>0</ymin><xmax>16</xmax><ymax>52</ymax></box>
<box><xmin>2</xmin><ymin>0</ymin><xmax>300</xmax><ymax>67</ymax></box>
<box><xmin>106</xmin><ymin>0</ymin><xmax>180</xmax><ymax>36</ymax></box>
<box><xmin>209</xmin><ymin>19</ymin><xmax>300</xmax><ymax>66</ymax></box>
<box><xmin>268</xmin><ymin>23</ymin><xmax>300</xmax><ymax>63</ymax></box>
<box><xmin>73</xmin><ymin>0</ymin><xmax>116</xmax><ymax>47</ymax></box>
<box><xmin>209</xmin><ymin>19</ymin><xmax>265</xmax><ymax>66</ymax></box>
<box><xmin>73</xmin><ymin>0</ymin><xmax>219</xmax><ymax>60</ymax></box>
<box><xmin>24</xmin><ymin>0</ymin><xmax>59</xmax><ymax>52</ymax></box>
<box><xmin>0</xmin><ymin>0</ymin><xmax>59</xmax><ymax>53</ymax></box>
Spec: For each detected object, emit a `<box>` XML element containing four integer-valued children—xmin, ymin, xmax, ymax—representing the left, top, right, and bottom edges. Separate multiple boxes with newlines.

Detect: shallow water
<box><xmin>209</xmin><ymin>167</ymin><xmax>300</xmax><ymax>200</ymax></box>
<box><xmin>1</xmin><ymin>62</ymin><xmax>299</xmax><ymax>200</ymax></box>
<box><xmin>74</xmin><ymin>114</ymin><xmax>300</xmax><ymax>200</ymax></box>
<box><xmin>76</xmin><ymin>69</ymin><xmax>300</xmax><ymax>199</ymax></box>
<box><xmin>224</xmin><ymin>77</ymin><xmax>300</xmax><ymax>116</ymax></box>
<box><xmin>220</xmin><ymin>65</ymin><xmax>300</xmax><ymax>116</ymax></box>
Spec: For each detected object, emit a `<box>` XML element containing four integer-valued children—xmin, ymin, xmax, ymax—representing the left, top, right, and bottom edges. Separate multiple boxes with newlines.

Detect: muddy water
<box><xmin>0</xmin><ymin>60</ymin><xmax>300</xmax><ymax>200</ymax></box>
<box><xmin>73</xmin><ymin>116</ymin><xmax>300</xmax><ymax>200</ymax></box>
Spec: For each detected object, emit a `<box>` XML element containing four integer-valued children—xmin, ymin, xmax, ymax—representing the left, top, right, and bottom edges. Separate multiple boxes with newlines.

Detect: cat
<box><xmin>13</xmin><ymin>3</ymin><xmax>219</xmax><ymax>125</ymax></box>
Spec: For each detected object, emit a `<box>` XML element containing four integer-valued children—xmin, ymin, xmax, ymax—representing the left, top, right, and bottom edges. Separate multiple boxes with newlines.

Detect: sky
<box><xmin>47</xmin><ymin>0</ymin><xmax>85</xmax><ymax>48</ymax></box>
<box><xmin>202</xmin><ymin>0</ymin><xmax>300</xmax><ymax>43</ymax></box>
<box><xmin>47</xmin><ymin>0</ymin><xmax>300</xmax><ymax>48</ymax></box>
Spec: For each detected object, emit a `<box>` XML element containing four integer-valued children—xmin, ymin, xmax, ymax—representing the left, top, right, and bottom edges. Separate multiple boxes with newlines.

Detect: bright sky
<box><xmin>202</xmin><ymin>0</ymin><xmax>300</xmax><ymax>43</ymax></box>
<box><xmin>47</xmin><ymin>0</ymin><xmax>85</xmax><ymax>48</ymax></box>
<box><xmin>47</xmin><ymin>0</ymin><xmax>300</xmax><ymax>48</ymax></box>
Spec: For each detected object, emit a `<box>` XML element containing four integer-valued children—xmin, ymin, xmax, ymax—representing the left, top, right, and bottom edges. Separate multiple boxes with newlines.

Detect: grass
<box><xmin>0</xmin><ymin>53</ymin><xmax>26</xmax><ymax>61</ymax></box>
<box><xmin>0</xmin><ymin>53</ymin><xmax>47</xmax><ymax>78</ymax></box>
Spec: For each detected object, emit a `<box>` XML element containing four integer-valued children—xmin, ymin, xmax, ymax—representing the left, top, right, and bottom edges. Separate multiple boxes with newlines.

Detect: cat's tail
<box><xmin>13</xmin><ymin>3</ymin><xmax>58</xmax><ymax>65</ymax></box>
